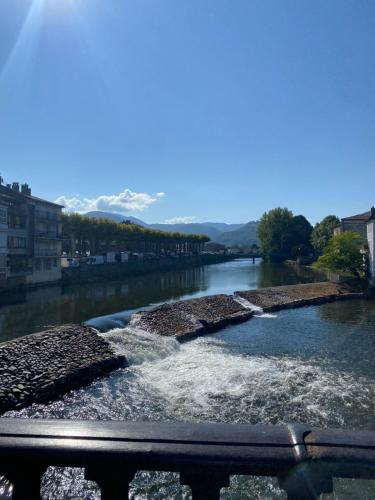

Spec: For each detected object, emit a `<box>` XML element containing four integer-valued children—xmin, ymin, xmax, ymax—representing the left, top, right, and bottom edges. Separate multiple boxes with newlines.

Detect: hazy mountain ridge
<box><xmin>213</xmin><ymin>221</ymin><xmax>259</xmax><ymax>247</ymax></box>
<box><xmin>85</xmin><ymin>211</ymin><xmax>148</xmax><ymax>226</ymax></box>
<box><xmin>149</xmin><ymin>223</ymin><xmax>222</xmax><ymax>239</ymax></box>
<box><xmin>84</xmin><ymin>211</ymin><xmax>256</xmax><ymax>245</ymax></box>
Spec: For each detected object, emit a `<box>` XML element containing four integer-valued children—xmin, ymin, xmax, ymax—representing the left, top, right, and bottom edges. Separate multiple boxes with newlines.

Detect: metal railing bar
<box><xmin>0</xmin><ymin>433</ymin><xmax>301</xmax><ymax>447</ymax></box>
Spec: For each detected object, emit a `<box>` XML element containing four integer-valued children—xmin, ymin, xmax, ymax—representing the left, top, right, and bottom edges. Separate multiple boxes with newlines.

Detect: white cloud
<box><xmin>164</xmin><ymin>216</ymin><xmax>196</xmax><ymax>224</ymax></box>
<box><xmin>55</xmin><ymin>188</ymin><xmax>165</xmax><ymax>214</ymax></box>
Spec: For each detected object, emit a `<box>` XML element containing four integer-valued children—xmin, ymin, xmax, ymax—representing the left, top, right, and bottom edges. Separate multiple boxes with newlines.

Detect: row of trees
<box><xmin>62</xmin><ymin>213</ymin><xmax>209</xmax><ymax>256</ymax></box>
<box><xmin>258</xmin><ymin>208</ymin><xmax>368</xmax><ymax>278</ymax></box>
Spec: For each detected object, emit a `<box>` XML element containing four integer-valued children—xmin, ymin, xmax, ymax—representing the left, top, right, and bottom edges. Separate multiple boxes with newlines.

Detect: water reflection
<box><xmin>0</xmin><ymin>259</ymin><xmax>326</xmax><ymax>341</ymax></box>
<box><xmin>319</xmin><ymin>298</ymin><xmax>375</xmax><ymax>326</ymax></box>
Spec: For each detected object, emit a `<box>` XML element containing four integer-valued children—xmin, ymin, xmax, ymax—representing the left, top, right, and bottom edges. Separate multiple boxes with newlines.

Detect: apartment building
<box><xmin>0</xmin><ymin>180</ymin><xmax>63</xmax><ymax>289</ymax></box>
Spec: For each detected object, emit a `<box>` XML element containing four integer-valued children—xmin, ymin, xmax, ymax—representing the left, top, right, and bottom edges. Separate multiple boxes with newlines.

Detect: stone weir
<box><xmin>131</xmin><ymin>294</ymin><xmax>254</xmax><ymax>341</ymax></box>
<box><xmin>0</xmin><ymin>325</ymin><xmax>125</xmax><ymax>415</ymax></box>
<box><xmin>235</xmin><ymin>281</ymin><xmax>365</xmax><ymax>312</ymax></box>
<box><xmin>132</xmin><ymin>282</ymin><xmax>365</xmax><ymax>340</ymax></box>
<box><xmin>0</xmin><ymin>281</ymin><xmax>365</xmax><ymax>415</ymax></box>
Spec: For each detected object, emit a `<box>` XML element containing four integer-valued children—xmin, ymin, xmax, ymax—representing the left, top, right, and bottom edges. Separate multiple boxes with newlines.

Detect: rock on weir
<box><xmin>0</xmin><ymin>325</ymin><xmax>125</xmax><ymax>415</ymax></box>
<box><xmin>131</xmin><ymin>294</ymin><xmax>253</xmax><ymax>341</ymax></box>
<box><xmin>235</xmin><ymin>282</ymin><xmax>364</xmax><ymax>312</ymax></box>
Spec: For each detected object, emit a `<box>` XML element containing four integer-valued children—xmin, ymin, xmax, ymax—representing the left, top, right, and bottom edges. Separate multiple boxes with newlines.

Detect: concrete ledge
<box><xmin>235</xmin><ymin>282</ymin><xmax>365</xmax><ymax>312</ymax></box>
<box><xmin>132</xmin><ymin>294</ymin><xmax>253</xmax><ymax>341</ymax></box>
<box><xmin>0</xmin><ymin>325</ymin><xmax>126</xmax><ymax>415</ymax></box>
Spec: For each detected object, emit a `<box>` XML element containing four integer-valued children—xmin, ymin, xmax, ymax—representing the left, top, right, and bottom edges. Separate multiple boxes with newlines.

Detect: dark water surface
<box><xmin>1</xmin><ymin>260</ymin><xmax>375</xmax><ymax>498</ymax></box>
<box><xmin>0</xmin><ymin>259</ymin><xmax>322</xmax><ymax>341</ymax></box>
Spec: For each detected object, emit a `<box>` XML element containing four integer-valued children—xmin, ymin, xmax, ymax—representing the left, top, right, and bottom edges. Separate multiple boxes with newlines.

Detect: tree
<box><xmin>258</xmin><ymin>208</ymin><xmax>294</xmax><ymax>262</ymax></box>
<box><xmin>287</xmin><ymin>215</ymin><xmax>313</xmax><ymax>252</ymax></box>
<box><xmin>62</xmin><ymin>213</ymin><xmax>209</xmax><ymax>256</ymax></box>
<box><xmin>311</xmin><ymin>215</ymin><xmax>340</xmax><ymax>253</ymax></box>
<box><xmin>313</xmin><ymin>231</ymin><xmax>368</xmax><ymax>278</ymax></box>
<box><xmin>291</xmin><ymin>243</ymin><xmax>311</xmax><ymax>259</ymax></box>
<box><xmin>258</xmin><ymin>208</ymin><xmax>313</xmax><ymax>262</ymax></box>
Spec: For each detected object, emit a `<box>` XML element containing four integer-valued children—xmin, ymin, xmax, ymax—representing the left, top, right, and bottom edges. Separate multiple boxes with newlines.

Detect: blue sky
<box><xmin>0</xmin><ymin>0</ymin><xmax>374</xmax><ymax>224</ymax></box>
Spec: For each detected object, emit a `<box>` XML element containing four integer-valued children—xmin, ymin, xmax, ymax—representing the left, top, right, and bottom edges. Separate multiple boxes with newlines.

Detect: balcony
<box><xmin>34</xmin><ymin>249</ymin><xmax>60</xmax><ymax>257</ymax></box>
<box><xmin>34</xmin><ymin>212</ymin><xmax>62</xmax><ymax>223</ymax></box>
<box><xmin>0</xmin><ymin>419</ymin><xmax>374</xmax><ymax>500</ymax></box>
<box><xmin>35</xmin><ymin>232</ymin><xmax>62</xmax><ymax>240</ymax></box>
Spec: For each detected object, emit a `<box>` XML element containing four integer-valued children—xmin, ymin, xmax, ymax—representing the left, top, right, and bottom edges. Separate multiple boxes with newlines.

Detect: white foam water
<box><xmin>233</xmin><ymin>295</ymin><xmax>277</xmax><ymax>318</ymax></box>
<box><xmin>137</xmin><ymin>336</ymin><xmax>375</xmax><ymax>427</ymax></box>
<box><xmin>100</xmin><ymin>326</ymin><xmax>180</xmax><ymax>365</ymax></box>
<box><xmin>4</xmin><ymin>301</ymin><xmax>375</xmax><ymax>499</ymax></box>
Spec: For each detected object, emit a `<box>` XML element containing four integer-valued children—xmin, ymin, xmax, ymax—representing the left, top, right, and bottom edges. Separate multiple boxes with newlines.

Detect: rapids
<box><xmin>3</xmin><ymin>299</ymin><xmax>375</xmax><ymax>498</ymax></box>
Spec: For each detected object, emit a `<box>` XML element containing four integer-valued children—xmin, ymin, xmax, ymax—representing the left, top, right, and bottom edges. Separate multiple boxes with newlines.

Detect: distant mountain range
<box><xmin>85</xmin><ymin>211</ymin><xmax>147</xmax><ymax>226</ymax></box>
<box><xmin>214</xmin><ymin>221</ymin><xmax>259</xmax><ymax>247</ymax></box>
<box><xmin>84</xmin><ymin>211</ymin><xmax>259</xmax><ymax>246</ymax></box>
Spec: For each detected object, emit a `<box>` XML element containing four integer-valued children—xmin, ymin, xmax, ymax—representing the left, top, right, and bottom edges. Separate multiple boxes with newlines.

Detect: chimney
<box><xmin>21</xmin><ymin>183</ymin><xmax>31</xmax><ymax>196</ymax></box>
<box><xmin>12</xmin><ymin>182</ymin><xmax>20</xmax><ymax>192</ymax></box>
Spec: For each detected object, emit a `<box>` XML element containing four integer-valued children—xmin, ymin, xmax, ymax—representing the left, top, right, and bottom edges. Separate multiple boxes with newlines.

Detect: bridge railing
<box><xmin>0</xmin><ymin>418</ymin><xmax>374</xmax><ymax>499</ymax></box>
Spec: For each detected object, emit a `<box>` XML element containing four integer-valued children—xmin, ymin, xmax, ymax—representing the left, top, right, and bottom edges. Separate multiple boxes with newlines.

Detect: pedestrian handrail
<box><xmin>0</xmin><ymin>418</ymin><xmax>374</xmax><ymax>499</ymax></box>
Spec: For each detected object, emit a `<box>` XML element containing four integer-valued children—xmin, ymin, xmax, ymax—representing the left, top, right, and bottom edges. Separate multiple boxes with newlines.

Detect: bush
<box><xmin>313</xmin><ymin>231</ymin><xmax>368</xmax><ymax>278</ymax></box>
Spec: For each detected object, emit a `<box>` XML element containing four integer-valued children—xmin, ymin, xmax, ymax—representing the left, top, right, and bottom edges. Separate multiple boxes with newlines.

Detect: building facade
<box><xmin>335</xmin><ymin>207</ymin><xmax>375</xmax><ymax>285</ymax></box>
<box><xmin>0</xmin><ymin>181</ymin><xmax>63</xmax><ymax>289</ymax></box>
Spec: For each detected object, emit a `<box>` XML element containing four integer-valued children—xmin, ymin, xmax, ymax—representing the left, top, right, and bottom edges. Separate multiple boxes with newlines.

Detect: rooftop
<box><xmin>342</xmin><ymin>207</ymin><xmax>375</xmax><ymax>222</ymax></box>
<box><xmin>0</xmin><ymin>183</ymin><xmax>63</xmax><ymax>209</ymax></box>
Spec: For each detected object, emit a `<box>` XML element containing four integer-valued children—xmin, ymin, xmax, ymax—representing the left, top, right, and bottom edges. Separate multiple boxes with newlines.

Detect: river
<box><xmin>0</xmin><ymin>258</ymin><xmax>322</xmax><ymax>341</ymax></box>
<box><xmin>1</xmin><ymin>259</ymin><xmax>375</xmax><ymax>498</ymax></box>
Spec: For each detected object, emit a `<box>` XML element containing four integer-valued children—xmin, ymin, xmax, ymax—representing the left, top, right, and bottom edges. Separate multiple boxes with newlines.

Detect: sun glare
<box><xmin>0</xmin><ymin>0</ymin><xmax>85</xmax><ymax>86</ymax></box>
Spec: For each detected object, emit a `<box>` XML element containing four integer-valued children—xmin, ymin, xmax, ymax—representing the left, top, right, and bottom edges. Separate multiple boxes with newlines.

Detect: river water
<box><xmin>1</xmin><ymin>259</ymin><xmax>375</xmax><ymax>498</ymax></box>
<box><xmin>0</xmin><ymin>259</ymin><xmax>321</xmax><ymax>340</ymax></box>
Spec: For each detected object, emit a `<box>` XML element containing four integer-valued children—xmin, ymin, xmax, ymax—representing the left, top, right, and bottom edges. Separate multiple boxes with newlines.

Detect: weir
<box><xmin>0</xmin><ymin>281</ymin><xmax>367</xmax><ymax>414</ymax></box>
<box><xmin>0</xmin><ymin>280</ymin><xmax>374</xmax><ymax>497</ymax></box>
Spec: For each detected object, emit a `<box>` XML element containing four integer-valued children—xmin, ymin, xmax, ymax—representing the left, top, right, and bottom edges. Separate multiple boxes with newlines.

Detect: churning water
<box><xmin>3</xmin><ymin>298</ymin><xmax>375</xmax><ymax>499</ymax></box>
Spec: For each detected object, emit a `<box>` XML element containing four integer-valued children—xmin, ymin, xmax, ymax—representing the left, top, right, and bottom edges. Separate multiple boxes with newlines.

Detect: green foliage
<box><xmin>258</xmin><ymin>208</ymin><xmax>312</xmax><ymax>262</ymax></box>
<box><xmin>291</xmin><ymin>243</ymin><xmax>311</xmax><ymax>259</ymax></box>
<box><xmin>311</xmin><ymin>215</ymin><xmax>340</xmax><ymax>253</ymax></box>
<box><xmin>288</xmin><ymin>215</ymin><xmax>313</xmax><ymax>250</ymax></box>
<box><xmin>62</xmin><ymin>213</ymin><xmax>209</xmax><ymax>255</ymax></box>
<box><xmin>313</xmin><ymin>231</ymin><xmax>368</xmax><ymax>278</ymax></box>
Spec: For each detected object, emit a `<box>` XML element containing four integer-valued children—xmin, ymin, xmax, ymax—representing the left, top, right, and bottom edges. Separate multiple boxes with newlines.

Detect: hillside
<box><xmin>149</xmin><ymin>223</ymin><xmax>222</xmax><ymax>239</ymax></box>
<box><xmin>84</xmin><ymin>211</ymin><xmax>245</xmax><ymax>240</ymax></box>
<box><xmin>213</xmin><ymin>221</ymin><xmax>259</xmax><ymax>247</ymax></box>
<box><xmin>85</xmin><ymin>211</ymin><xmax>148</xmax><ymax>227</ymax></box>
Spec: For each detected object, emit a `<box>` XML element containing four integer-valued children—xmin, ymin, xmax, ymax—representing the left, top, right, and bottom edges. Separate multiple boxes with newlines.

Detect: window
<box><xmin>44</xmin><ymin>258</ymin><xmax>51</xmax><ymax>271</ymax></box>
<box><xmin>35</xmin><ymin>258</ymin><xmax>42</xmax><ymax>271</ymax></box>
<box><xmin>0</xmin><ymin>208</ymin><xmax>6</xmax><ymax>224</ymax></box>
<box><xmin>7</xmin><ymin>236</ymin><xmax>27</xmax><ymax>249</ymax></box>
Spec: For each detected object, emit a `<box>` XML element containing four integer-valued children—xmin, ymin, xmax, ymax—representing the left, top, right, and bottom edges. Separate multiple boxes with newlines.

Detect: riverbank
<box><xmin>61</xmin><ymin>254</ymin><xmax>235</xmax><ymax>285</ymax></box>
<box><xmin>0</xmin><ymin>281</ymin><xmax>367</xmax><ymax>414</ymax></box>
